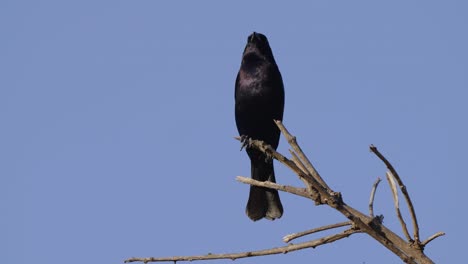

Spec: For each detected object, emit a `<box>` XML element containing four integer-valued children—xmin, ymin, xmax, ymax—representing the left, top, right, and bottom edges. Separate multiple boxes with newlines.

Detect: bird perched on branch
<box><xmin>235</xmin><ymin>32</ymin><xmax>285</xmax><ymax>221</ymax></box>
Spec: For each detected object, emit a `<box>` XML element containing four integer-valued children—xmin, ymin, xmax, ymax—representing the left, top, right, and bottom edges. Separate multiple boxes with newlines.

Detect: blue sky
<box><xmin>2</xmin><ymin>1</ymin><xmax>466</xmax><ymax>263</ymax></box>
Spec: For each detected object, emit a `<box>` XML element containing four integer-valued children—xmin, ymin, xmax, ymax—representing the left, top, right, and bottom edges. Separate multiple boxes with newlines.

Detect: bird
<box><xmin>235</xmin><ymin>32</ymin><xmax>285</xmax><ymax>221</ymax></box>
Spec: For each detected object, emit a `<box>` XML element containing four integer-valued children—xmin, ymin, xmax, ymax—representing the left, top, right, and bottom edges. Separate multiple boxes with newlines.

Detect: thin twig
<box><xmin>421</xmin><ymin>232</ymin><xmax>446</xmax><ymax>247</ymax></box>
<box><xmin>370</xmin><ymin>145</ymin><xmax>420</xmax><ymax>243</ymax></box>
<box><xmin>124</xmin><ymin>228</ymin><xmax>360</xmax><ymax>263</ymax></box>
<box><xmin>283</xmin><ymin>221</ymin><xmax>352</xmax><ymax>243</ymax></box>
<box><xmin>289</xmin><ymin>150</ymin><xmax>308</xmax><ymax>176</ymax></box>
<box><xmin>290</xmin><ymin>150</ymin><xmax>319</xmax><ymax>197</ymax></box>
<box><xmin>274</xmin><ymin>120</ymin><xmax>331</xmax><ymax>191</ymax></box>
<box><xmin>386</xmin><ymin>171</ymin><xmax>412</xmax><ymax>242</ymax></box>
<box><xmin>236</xmin><ymin>176</ymin><xmax>311</xmax><ymax>199</ymax></box>
<box><xmin>368</xmin><ymin>177</ymin><xmax>381</xmax><ymax>217</ymax></box>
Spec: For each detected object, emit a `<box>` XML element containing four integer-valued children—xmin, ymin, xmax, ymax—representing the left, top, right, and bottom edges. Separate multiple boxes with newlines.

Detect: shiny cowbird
<box><xmin>235</xmin><ymin>32</ymin><xmax>285</xmax><ymax>221</ymax></box>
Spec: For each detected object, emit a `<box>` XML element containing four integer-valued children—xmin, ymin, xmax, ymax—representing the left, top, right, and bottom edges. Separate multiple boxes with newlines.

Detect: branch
<box><xmin>283</xmin><ymin>221</ymin><xmax>352</xmax><ymax>243</ymax></box>
<box><xmin>124</xmin><ymin>228</ymin><xmax>360</xmax><ymax>263</ymax></box>
<box><xmin>236</xmin><ymin>176</ymin><xmax>311</xmax><ymax>199</ymax></box>
<box><xmin>386</xmin><ymin>171</ymin><xmax>412</xmax><ymax>242</ymax></box>
<box><xmin>368</xmin><ymin>177</ymin><xmax>381</xmax><ymax>217</ymax></box>
<box><xmin>127</xmin><ymin>122</ymin><xmax>442</xmax><ymax>263</ymax></box>
<box><xmin>370</xmin><ymin>145</ymin><xmax>420</xmax><ymax>244</ymax></box>
<box><xmin>234</xmin><ymin>123</ymin><xmax>436</xmax><ymax>263</ymax></box>
<box><xmin>421</xmin><ymin>232</ymin><xmax>445</xmax><ymax>247</ymax></box>
<box><xmin>289</xmin><ymin>150</ymin><xmax>319</xmax><ymax>197</ymax></box>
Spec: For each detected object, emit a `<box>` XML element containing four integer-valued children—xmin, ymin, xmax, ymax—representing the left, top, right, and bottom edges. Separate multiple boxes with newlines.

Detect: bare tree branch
<box><xmin>289</xmin><ymin>150</ymin><xmax>320</xmax><ymax>199</ymax></box>
<box><xmin>236</xmin><ymin>122</ymin><xmax>435</xmax><ymax>263</ymax></box>
<box><xmin>236</xmin><ymin>176</ymin><xmax>311</xmax><ymax>199</ymax></box>
<box><xmin>421</xmin><ymin>232</ymin><xmax>445</xmax><ymax>247</ymax></box>
<box><xmin>368</xmin><ymin>177</ymin><xmax>381</xmax><ymax>217</ymax></box>
<box><xmin>126</xmin><ymin>122</ymin><xmax>442</xmax><ymax>264</ymax></box>
<box><xmin>289</xmin><ymin>149</ymin><xmax>308</xmax><ymax>175</ymax></box>
<box><xmin>124</xmin><ymin>228</ymin><xmax>360</xmax><ymax>263</ymax></box>
<box><xmin>283</xmin><ymin>221</ymin><xmax>352</xmax><ymax>243</ymax></box>
<box><xmin>370</xmin><ymin>144</ymin><xmax>421</xmax><ymax>244</ymax></box>
<box><xmin>386</xmin><ymin>171</ymin><xmax>412</xmax><ymax>242</ymax></box>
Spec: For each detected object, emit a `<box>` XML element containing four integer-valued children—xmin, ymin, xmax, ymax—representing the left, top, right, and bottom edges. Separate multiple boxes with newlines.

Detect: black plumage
<box><xmin>235</xmin><ymin>32</ymin><xmax>285</xmax><ymax>221</ymax></box>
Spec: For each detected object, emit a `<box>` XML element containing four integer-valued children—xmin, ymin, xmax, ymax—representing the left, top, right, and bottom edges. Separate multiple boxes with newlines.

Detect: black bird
<box><xmin>235</xmin><ymin>32</ymin><xmax>285</xmax><ymax>221</ymax></box>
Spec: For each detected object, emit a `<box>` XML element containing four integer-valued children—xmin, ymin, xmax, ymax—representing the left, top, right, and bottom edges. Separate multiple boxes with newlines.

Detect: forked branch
<box><xmin>125</xmin><ymin>121</ymin><xmax>443</xmax><ymax>264</ymax></box>
<box><xmin>370</xmin><ymin>145</ymin><xmax>421</xmax><ymax>244</ymax></box>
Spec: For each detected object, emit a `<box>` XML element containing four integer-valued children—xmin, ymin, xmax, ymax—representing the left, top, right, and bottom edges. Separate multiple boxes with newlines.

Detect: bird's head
<box><xmin>241</xmin><ymin>32</ymin><xmax>276</xmax><ymax>64</ymax></box>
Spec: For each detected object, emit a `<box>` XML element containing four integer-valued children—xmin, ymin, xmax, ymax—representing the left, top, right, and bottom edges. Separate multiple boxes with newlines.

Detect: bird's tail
<box><xmin>246</xmin><ymin>159</ymin><xmax>283</xmax><ymax>221</ymax></box>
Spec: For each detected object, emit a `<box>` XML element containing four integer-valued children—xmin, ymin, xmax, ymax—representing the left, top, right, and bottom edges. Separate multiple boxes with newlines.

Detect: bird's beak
<box><xmin>249</xmin><ymin>32</ymin><xmax>257</xmax><ymax>43</ymax></box>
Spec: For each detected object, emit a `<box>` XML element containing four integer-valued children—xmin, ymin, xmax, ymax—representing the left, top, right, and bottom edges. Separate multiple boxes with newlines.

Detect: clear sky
<box><xmin>2</xmin><ymin>1</ymin><xmax>466</xmax><ymax>263</ymax></box>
